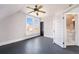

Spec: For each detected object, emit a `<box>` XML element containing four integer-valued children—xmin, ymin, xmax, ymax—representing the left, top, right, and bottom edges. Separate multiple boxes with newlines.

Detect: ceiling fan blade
<box><xmin>38</xmin><ymin>10</ymin><xmax>46</xmax><ymax>13</ymax></box>
<box><xmin>27</xmin><ymin>6</ymin><xmax>34</xmax><ymax>10</ymax></box>
<box><xmin>38</xmin><ymin>5</ymin><xmax>43</xmax><ymax>9</ymax></box>
<box><xmin>28</xmin><ymin>11</ymin><xmax>34</xmax><ymax>14</ymax></box>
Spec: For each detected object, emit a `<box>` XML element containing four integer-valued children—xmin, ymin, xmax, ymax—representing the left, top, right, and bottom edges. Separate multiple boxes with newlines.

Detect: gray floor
<box><xmin>0</xmin><ymin>36</ymin><xmax>79</xmax><ymax>54</ymax></box>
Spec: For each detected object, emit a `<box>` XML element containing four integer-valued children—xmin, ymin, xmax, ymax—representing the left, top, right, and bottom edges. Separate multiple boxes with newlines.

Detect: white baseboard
<box><xmin>44</xmin><ymin>34</ymin><xmax>53</xmax><ymax>39</ymax></box>
<box><xmin>0</xmin><ymin>37</ymin><xmax>26</xmax><ymax>46</ymax></box>
<box><xmin>0</xmin><ymin>33</ymin><xmax>40</xmax><ymax>46</ymax></box>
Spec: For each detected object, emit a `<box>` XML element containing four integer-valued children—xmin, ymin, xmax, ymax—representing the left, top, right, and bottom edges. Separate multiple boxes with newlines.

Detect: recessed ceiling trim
<box><xmin>64</xmin><ymin>5</ymin><xmax>79</xmax><ymax>13</ymax></box>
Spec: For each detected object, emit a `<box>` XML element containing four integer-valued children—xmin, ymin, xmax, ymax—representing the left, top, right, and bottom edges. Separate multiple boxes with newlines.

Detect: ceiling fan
<box><xmin>27</xmin><ymin>5</ymin><xmax>46</xmax><ymax>16</ymax></box>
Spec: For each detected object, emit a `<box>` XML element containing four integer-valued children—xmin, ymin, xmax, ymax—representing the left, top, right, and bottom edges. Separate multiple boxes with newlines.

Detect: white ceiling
<box><xmin>23</xmin><ymin>4</ymin><xmax>70</xmax><ymax>17</ymax></box>
<box><xmin>0</xmin><ymin>4</ymin><xmax>72</xmax><ymax>20</ymax></box>
<box><xmin>0</xmin><ymin>4</ymin><xmax>25</xmax><ymax>20</ymax></box>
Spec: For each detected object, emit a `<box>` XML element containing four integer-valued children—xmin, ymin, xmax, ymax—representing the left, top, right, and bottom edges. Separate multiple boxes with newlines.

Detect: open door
<box><xmin>54</xmin><ymin>13</ymin><xmax>79</xmax><ymax>48</ymax></box>
<box><xmin>54</xmin><ymin>14</ymin><xmax>65</xmax><ymax>48</ymax></box>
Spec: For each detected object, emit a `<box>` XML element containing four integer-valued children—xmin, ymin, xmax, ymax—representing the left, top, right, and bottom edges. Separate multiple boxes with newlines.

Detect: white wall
<box><xmin>44</xmin><ymin>15</ymin><xmax>53</xmax><ymax>38</ymax></box>
<box><xmin>44</xmin><ymin>13</ymin><xmax>54</xmax><ymax>39</ymax></box>
<box><xmin>0</xmin><ymin>11</ymin><xmax>26</xmax><ymax>46</ymax></box>
<box><xmin>0</xmin><ymin>11</ymin><xmax>40</xmax><ymax>46</ymax></box>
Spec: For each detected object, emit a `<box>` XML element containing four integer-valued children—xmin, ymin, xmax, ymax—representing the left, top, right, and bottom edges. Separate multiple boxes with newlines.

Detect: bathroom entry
<box><xmin>66</xmin><ymin>14</ymin><xmax>76</xmax><ymax>46</ymax></box>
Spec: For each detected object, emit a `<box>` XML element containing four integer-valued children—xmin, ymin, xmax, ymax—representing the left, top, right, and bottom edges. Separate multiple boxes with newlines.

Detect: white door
<box><xmin>54</xmin><ymin>14</ymin><xmax>65</xmax><ymax>48</ymax></box>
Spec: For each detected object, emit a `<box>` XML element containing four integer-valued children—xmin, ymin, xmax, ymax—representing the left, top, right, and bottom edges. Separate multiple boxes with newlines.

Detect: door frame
<box><xmin>64</xmin><ymin>13</ymin><xmax>79</xmax><ymax>48</ymax></box>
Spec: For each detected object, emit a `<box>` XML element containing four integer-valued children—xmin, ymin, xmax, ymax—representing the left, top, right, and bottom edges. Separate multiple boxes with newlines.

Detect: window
<box><xmin>26</xmin><ymin>16</ymin><xmax>40</xmax><ymax>36</ymax></box>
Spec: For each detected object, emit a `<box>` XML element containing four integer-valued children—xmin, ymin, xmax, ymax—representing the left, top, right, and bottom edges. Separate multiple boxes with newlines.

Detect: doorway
<box><xmin>40</xmin><ymin>22</ymin><xmax>44</xmax><ymax>36</ymax></box>
<box><xmin>65</xmin><ymin>14</ymin><xmax>77</xmax><ymax>47</ymax></box>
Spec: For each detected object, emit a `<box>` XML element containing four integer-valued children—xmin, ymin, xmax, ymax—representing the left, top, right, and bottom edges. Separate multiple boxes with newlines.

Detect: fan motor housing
<box><xmin>34</xmin><ymin>8</ymin><xmax>39</xmax><ymax>11</ymax></box>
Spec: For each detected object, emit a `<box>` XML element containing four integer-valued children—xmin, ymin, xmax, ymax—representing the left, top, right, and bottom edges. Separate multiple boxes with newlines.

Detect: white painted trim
<box><xmin>0</xmin><ymin>37</ymin><xmax>26</xmax><ymax>46</ymax></box>
<box><xmin>44</xmin><ymin>34</ymin><xmax>53</xmax><ymax>39</ymax></box>
<box><xmin>66</xmin><ymin>44</ymin><xmax>75</xmax><ymax>46</ymax></box>
<box><xmin>54</xmin><ymin>41</ymin><xmax>64</xmax><ymax>48</ymax></box>
<box><xmin>64</xmin><ymin>13</ymin><xmax>79</xmax><ymax>47</ymax></box>
<box><xmin>63</xmin><ymin>14</ymin><xmax>67</xmax><ymax>48</ymax></box>
<box><xmin>26</xmin><ymin>33</ymin><xmax>40</xmax><ymax>39</ymax></box>
<box><xmin>0</xmin><ymin>33</ymin><xmax>40</xmax><ymax>46</ymax></box>
<box><xmin>56</xmin><ymin>5</ymin><xmax>79</xmax><ymax>16</ymax></box>
<box><xmin>63</xmin><ymin>5</ymin><xmax>79</xmax><ymax>13</ymax></box>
